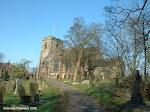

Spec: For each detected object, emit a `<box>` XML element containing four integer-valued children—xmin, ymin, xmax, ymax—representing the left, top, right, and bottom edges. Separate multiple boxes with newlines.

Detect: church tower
<box><xmin>36</xmin><ymin>36</ymin><xmax>63</xmax><ymax>79</ymax></box>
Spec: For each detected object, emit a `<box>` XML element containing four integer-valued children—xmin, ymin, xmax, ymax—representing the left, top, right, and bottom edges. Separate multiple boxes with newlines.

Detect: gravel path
<box><xmin>48</xmin><ymin>79</ymin><xmax>107</xmax><ymax>112</ymax></box>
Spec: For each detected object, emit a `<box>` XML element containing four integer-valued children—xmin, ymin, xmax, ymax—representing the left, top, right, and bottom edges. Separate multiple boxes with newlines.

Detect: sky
<box><xmin>0</xmin><ymin>0</ymin><xmax>112</xmax><ymax>68</ymax></box>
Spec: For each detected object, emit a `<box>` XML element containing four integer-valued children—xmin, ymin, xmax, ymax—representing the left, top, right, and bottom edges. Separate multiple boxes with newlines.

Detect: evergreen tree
<box><xmin>3</xmin><ymin>70</ymin><xmax>9</xmax><ymax>81</ymax></box>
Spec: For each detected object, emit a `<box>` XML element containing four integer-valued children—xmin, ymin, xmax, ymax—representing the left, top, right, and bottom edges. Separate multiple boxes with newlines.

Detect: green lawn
<box><xmin>58</xmin><ymin>79</ymin><xmax>125</xmax><ymax>112</ymax></box>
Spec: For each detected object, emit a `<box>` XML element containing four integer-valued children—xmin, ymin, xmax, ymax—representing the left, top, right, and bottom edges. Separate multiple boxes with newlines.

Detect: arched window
<box><xmin>54</xmin><ymin>58</ymin><xmax>59</xmax><ymax>72</ymax></box>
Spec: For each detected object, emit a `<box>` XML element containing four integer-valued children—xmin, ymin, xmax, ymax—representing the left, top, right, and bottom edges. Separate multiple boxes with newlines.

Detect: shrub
<box><xmin>17</xmin><ymin>85</ymin><xmax>26</xmax><ymax>98</ymax></box>
<box><xmin>3</xmin><ymin>92</ymin><xmax>20</xmax><ymax>105</ymax></box>
<box><xmin>3</xmin><ymin>70</ymin><xmax>9</xmax><ymax>81</ymax></box>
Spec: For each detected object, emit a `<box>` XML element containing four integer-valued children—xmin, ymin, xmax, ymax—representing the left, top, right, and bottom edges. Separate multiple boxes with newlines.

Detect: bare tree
<box><xmin>11</xmin><ymin>58</ymin><xmax>32</xmax><ymax>79</ymax></box>
<box><xmin>104</xmin><ymin>0</ymin><xmax>150</xmax><ymax>80</ymax></box>
<box><xmin>31</xmin><ymin>67</ymin><xmax>37</xmax><ymax>76</ymax></box>
<box><xmin>64</xmin><ymin>17</ymin><xmax>103</xmax><ymax>82</ymax></box>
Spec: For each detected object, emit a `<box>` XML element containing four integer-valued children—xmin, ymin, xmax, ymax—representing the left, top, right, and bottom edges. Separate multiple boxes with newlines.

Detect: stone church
<box><xmin>37</xmin><ymin>36</ymin><xmax>125</xmax><ymax>80</ymax></box>
<box><xmin>36</xmin><ymin>36</ymin><xmax>73</xmax><ymax>79</ymax></box>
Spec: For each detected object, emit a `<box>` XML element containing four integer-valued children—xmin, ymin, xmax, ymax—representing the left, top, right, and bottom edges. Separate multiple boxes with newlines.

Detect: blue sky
<box><xmin>0</xmin><ymin>0</ymin><xmax>111</xmax><ymax>68</ymax></box>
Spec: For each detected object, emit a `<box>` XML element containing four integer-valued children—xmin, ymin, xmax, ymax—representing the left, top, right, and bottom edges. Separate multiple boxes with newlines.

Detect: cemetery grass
<box><xmin>58</xmin><ymin>79</ymin><xmax>126</xmax><ymax>112</ymax></box>
<box><xmin>34</xmin><ymin>84</ymin><xmax>63</xmax><ymax>112</ymax></box>
<box><xmin>3</xmin><ymin>80</ymin><xmax>64</xmax><ymax>112</ymax></box>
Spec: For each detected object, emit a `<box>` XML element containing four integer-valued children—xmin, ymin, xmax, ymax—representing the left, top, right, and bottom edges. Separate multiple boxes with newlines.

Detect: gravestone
<box><xmin>33</xmin><ymin>94</ymin><xmax>39</xmax><ymax>102</ymax></box>
<box><xmin>82</xmin><ymin>80</ymin><xmax>89</xmax><ymax>84</ymax></box>
<box><xmin>14</xmin><ymin>78</ymin><xmax>22</xmax><ymax>94</ymax></box>
<box><xmin>6</xmin><ymin>81</ymin><xmax>12</xmax><ymax>93</ymax></box>
<box><xmin>36</xmin><ymin>80</ymin><xmax>41</xmax><ymax>88</ymax></box>
<box><xmin>121</xmin><ymin>70</ymin><xmax>146</xmax><ymax>111</ymax></box>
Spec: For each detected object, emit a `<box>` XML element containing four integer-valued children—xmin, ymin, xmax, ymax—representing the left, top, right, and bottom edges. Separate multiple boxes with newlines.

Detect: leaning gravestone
<box><xmin>14</xmin><ymin>78</ymin><xmax>22</xmax><ymax>94</ymax></box>
<box><xmin>82</xmin><ymin>80</ymin><xmax>89</xmax><ymax>84</ymax></box>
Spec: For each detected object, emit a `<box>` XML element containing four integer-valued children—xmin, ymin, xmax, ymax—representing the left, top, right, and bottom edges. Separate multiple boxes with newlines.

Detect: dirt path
<box><xmin>48</xmin><ymin>79</ymin><xmax>107</xmax><ymax>112</ymax></box>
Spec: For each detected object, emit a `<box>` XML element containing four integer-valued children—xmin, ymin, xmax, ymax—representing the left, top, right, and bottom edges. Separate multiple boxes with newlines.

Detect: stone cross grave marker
<box><xmin>130</xmin><ymin>70</ymin><xmax>144</xmax><ymax>104</ymax></box>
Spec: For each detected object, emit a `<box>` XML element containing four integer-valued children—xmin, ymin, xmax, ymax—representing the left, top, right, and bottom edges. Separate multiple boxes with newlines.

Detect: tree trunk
<box><xmin>89</xmin><ymin>74</ymin><xmax>94</xmax><ymax>88</ymax></box>
<box><xmin>73</xmin><ymin>49</ymin><xmax>83</xmax><ymax>82</ymax></box>
<box><xmin>73</xmin><ymin>57</ymin><xmax>81</xmax><ymax>82</ymax></box>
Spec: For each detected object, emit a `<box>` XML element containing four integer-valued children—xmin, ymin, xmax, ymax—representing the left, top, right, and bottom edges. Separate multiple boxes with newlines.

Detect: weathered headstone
<box><xmin>29</xmin><ymin>83</ymin><xmax>36</xmax><ymax>97</ymax></box>
<box><xmin>34</xmin><ymin>83</ymin><xmax>39</xmax><ymax>94</ymax></box>
<box><xmin>17</xmin><ymin>85</ymin><xmax>26</xmax><ymax>98</ymax></box>
<box><xmin>82</xmin><ymin>80</ymin><xmax>89</xmax><ymax>84</ymax></box>
<box><xmin>15</xmin><ymin>78</ymin><xmax>22</xmax><ymax>94</ymax></box>
<box><xmin>6</xmin><ymin>81</ymin><xmax>12</xmax><ymax>93</ymax></box>
<box><xmin>36</xmin><ymin>80</ymin><xmax>41</xmax><ymax>88</ymax></box>
<box><xmin>0</xmin><ymin>85</ymin><xmax>6</xmax><ymax>98</ymax></box>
